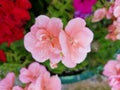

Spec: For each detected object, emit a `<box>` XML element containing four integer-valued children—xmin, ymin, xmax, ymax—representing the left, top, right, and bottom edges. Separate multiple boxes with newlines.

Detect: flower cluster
<box><xmin>103</xmin><ymin>54</ymin><xmax>120</xmax><ymax>90</ymax></box>
<box><xmin>0</xmin><ymin>0</ymin><xmax>31</xmax><ymax>45</ymax></box>
<box><xmin>0</xmin><ymin>0</ymin><xmax>31</xmax><ymax>62</ymax></box>
<box><xmin>92</xmin><ymin>0</ymin><xmax>120</xmax><ymax>41</ymax></box>
<box><xmin>24</xmin><ymin>15</ymin><xmax>93</xmax><ymax>68</ymax></box>
<box><xmin>0</xmin><ymin>62</ymin><xmax>61</xmax><ymax>90</ymax></box>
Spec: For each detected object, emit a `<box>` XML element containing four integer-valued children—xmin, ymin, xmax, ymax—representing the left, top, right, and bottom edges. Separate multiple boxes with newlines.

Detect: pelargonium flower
<box><xmin>19</xmin><ymin>62</ymin><xmax>61</xmax><ymax>90</ymax></box>
<box><xmin>103</xmin><ymin>60</ymin><xmax>120</xmax><ymax>77</ymax></box>
<box><xmin>73</xmin><ymin>0</ymin><xmax>97</xmax><ymax>18</ymax></box>
<box><xmin>24</xmin><ymin>15</ymin><xmax>63</xmax><ymax>64</ymax></box>
<box><xmin>59</xmin><ymin>18</ymin><xmax>93</xmax><ymax>68</ymax></box>
<box><xmin>27</xmin><ymin>72</ymin><xmax>61</xmax><ymax>90</ymax></box>
<box><xmin>103</xmin><ymin>54</ymin><xmax>120</xmax><ymax>90</ymax></box>
<box><xmin>19</xmin><ymin>62</ymin><xmax>47</xmax><ymax>83</ymax></box>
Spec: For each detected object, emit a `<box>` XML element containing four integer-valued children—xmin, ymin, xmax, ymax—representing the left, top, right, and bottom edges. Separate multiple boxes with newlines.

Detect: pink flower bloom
<box><xmin>59</xmin><ymin>18</ymin><xmax>93</xmax><ymax>68</ymax></box>
<box><xmin>103</xmin><ymin>60</ymin><xmax>120</xmax><ymax>77</ymax></box>
<box><xmin>19</xmin><ymin>62</ymin><xmax>47</xmax><ymax>83</ymax></box>
<box><xmin>24</xmin><ymin>15</ymin><xmax>62</xmax><ymax>64</ymax></box>
<box><xmin>92</xmin><ymin>8</ymin><xmax>107</xmax><ymax>22</ymax></box>
<box><xmin>0</xmin><ymin>72</ymin><xmax>15</xmax><ymax>90</ymax></box>
<box><xmin>28</xmin><ymin>72</ymin><xmax>61</xmax><ymax>90</ymax></box>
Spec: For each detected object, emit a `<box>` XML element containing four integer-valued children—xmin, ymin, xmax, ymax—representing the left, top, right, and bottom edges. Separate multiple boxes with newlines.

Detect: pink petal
<box><xmin>24</xmin><ymin>32</ymin><xmax>37</xmax><ymax>52</ymax></box>
<box><xmin>103</xmin><ymin>60</ymin><xmax>119</xmax><ymax>77</ymax></box>
<box><xmin>47</xmin><ymin>17</ymin><xmax>63</xmax><ymax>36</ymax></box>
<box><xmin>35</xmin><ymin>15</ymin><xmax>49</xmax><ymax>28</ymax></box>
<box><xmin>92</xmin><ymin>8</ymin><xmax>106</xmax><ymax>22</ymax></box>
<box><xmin>59</xmin><ymin>31</ymin><xmax>77</xmax><ymax>68</ymax></box>
<box><xmin>75</xmin><ymin>27</ymin><xmax>93</xmax><ymax>52</ymax></box>
<box><xmin>47</xmin><ymin>75</ymin><xmax>61</xmax><ymax>90</ymax></box>
<box><xmin>28</xmin><ymin>62</ymin><xmax>47</xmax><ymax>76</ymax></box>
<box><xmin>114</xmin><ymin>6</ymin><xmax>120</xmax><ymax>18</ymax></box>
<box><xmin>19</xmin><ymin>68</ymin><xmax>32</xmax><ymax>83</ymax></box>
<box><xmin>65</xmin><ymin>18</ymin><xmax>86</xmax><ymax>35</ymax></box>
<box><xmin>71</xmin><ymin>48</ymin><xmax>87</xmax><ymax>63</ymax></box>
<box><xmin>31</xmin><ymin>45</ymin><xmax>50</xmax><ymax>62</ymax></box>
<box><xmin>0</xmin><ymin>72</ymin><xmax>15</xmax><ymax>90</ymax></box>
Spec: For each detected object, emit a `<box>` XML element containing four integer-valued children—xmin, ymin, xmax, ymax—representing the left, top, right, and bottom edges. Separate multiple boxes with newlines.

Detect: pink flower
<box><xmin>92</xmin><ymin>8</ymin><xmax>107</xmax><ymax>22</ymax></box>
<box><xmin>27</xmin><ymin>72</ymin><xmax>61</xmax><ymax>90</ymax></box>
<box><xmin>24</xmin><ymin>15</ymin><xmax>62</xmax><ymax>64</ymax></box>
<box><xmin>59</xmin><ymin>18</ymin><xmax>93</xmax><ymax>68</ymax></box>
<box><xmin>19</xmin><ymin>62</ymin><xmax>61</xmax><ymax>90</ymax></box>
<box><xmin>0</xmin><ymin>72</ymin><xmax>15</xmax><ymax>90</ymax></box>
<box><xmin>103</xmin><ymin>60</ymin><xmax>120</xmax><ymax>77</ymax></box>
<box><xmin>19</xmin><ymin>62</ymin><xmax>47</xmax><ymax>83</ymax></box>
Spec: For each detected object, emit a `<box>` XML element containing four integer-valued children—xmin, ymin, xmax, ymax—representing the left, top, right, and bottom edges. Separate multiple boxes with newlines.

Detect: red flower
<box><xmin>0</xmin><ymin>0</ymin><xmax>31</xmax><ymax>45</ymax></box>
<box><xmin>0</xmin><ymin>50</ymin><xmax>6</xmax><ymax>62</ymax></box>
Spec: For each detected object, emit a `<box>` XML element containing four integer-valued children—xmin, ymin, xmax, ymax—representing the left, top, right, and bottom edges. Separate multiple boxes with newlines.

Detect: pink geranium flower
<box><xmin>19</xmin><ymin>62</ymin><xmax>61</xmax><ymax>90</ymax></box>
<box><xmin>19</xmin><ymin>62</ymin><xmax>47</xmax><ymax>83</ymax></box>
<box><xmin>28</xmin><ymin>72</ymin><xmax>61</xmax><ymax>90</ymax></box>
<box><xmin>59</xmin><ymin>18</ymin><xmax>93</xmax><ymax>68</ymax></box>
<box><xmin>0</xmin><ymin>72</ymin><xmax>15</xmax><ymax>90</ymax></box>
<box><xmin>103</xmin><ymin>60</ymin><xmax>120</xmax><ymax>77</ymax></box>
<box><xmin>24</xmin><ymin>15</ymin><xmax>62</xmax><ymax>64</ymax></box>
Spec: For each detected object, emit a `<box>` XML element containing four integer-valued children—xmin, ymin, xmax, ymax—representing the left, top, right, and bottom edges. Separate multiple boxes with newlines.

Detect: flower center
<box><xmin>69</xmin><ymin>38</ymin><xmax>79</xmax><ymax>48</ymax></box>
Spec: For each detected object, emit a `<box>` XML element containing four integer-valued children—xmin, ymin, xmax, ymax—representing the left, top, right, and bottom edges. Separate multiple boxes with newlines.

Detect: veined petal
<box><xmin>47</xmin><ymin>17</ymin><xmax>63</xmax><ymax>36</ymax></box>
<box><xmin>59</xmin><ymin>31</ymin><xmax>77</xmax><ymax>68</ymax></box>
<box><xmin>24</xmin><ymin>32</ymin><xmax>37</xmax><ymax>52</ymax></box>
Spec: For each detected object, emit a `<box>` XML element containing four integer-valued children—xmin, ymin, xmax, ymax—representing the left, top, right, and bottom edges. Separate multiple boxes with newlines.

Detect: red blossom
<box><xmin>0</xmin><ymin>50</ymin><xmax>6</xmax><ymax>62</ymax></box>
<box><xmin>0</xmin><ymin>0</ymin><xmax>31</xmax><ymax>46</ymax></box>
